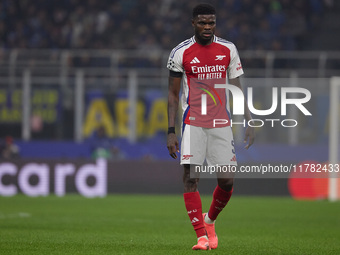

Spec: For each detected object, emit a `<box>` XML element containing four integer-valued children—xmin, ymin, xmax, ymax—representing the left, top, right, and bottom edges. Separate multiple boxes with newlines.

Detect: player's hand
<box><xmin>167</xmin><ymin>133</ymin><xmax>179</xmax><ymax>159</ymax></box>
<box><xmin>244</xmin><ymin>126</ymin><xmax>255</xmax><ymax>149</ymax></box>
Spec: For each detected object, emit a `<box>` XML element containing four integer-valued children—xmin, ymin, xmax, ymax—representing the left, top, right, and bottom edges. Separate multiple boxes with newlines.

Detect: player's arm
<box><xmin>229</xmin><ymin>77</ymin><xmax>255</xmax><ymax>149</ymax></box>
<box><xmin>167</xmin><ymin>71</ymin><xmax>182</xmax><ymax>159</ymax></box>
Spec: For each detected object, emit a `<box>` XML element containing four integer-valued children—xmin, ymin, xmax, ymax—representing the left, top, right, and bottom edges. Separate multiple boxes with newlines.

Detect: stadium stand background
<box><xmin>1</xmin><ymin>1</ymin><xmax>339</xmax><ymax>199</ymax></box>
<box><xmin>0</xmin><ymin>0</ymin><xmax>339</xmax><ymax>161</ymax></box>
<box><xmin>0</xmin><ymin>0</ymin><xmax>330</xmax><ymax>51</ymax></box>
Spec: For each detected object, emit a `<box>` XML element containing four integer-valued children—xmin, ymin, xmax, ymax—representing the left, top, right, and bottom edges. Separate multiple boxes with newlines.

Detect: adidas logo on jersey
<box><xmin>190</xmin><ymin>57</ymin><xmax>200</xmax><ymax>64</ymax></box>
<box><xmin>191</xmin><ymin>217</ymin><xmax>199</xmax><ymax>223</ymax></box>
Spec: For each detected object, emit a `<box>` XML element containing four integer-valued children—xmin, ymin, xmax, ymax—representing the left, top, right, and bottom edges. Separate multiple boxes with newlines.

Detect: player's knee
<box><xmin>183</xmin><ymin>172</ymin><xmax>198</xmax><ymax>186</ymax></box>
<box><xmin>183</xmin><ymin>178</ymin><xmax>199</xmax><ymax>192</ymax></box>
<box><xmin>218</xmin><ymin>178</ymin><xmax>234</xmax><ymax>192</ymax></box>
<box><xmin>183</xmin><ymin>165</ymin><xmax>199</xmax><ymax>192</ymax></box>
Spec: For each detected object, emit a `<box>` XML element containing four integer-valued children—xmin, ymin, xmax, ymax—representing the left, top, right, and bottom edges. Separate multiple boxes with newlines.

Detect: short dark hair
<box><xmin>192</xmin><ymin>3</ymin><xmax>216</xmax><ymax>18</ymax></box>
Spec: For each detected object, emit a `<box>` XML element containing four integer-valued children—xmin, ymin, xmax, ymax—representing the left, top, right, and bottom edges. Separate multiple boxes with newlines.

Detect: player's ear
<box><xmin>191</xmin><ymin>18</ymin><xmax>195</xmax><ymax>28</ymax></box>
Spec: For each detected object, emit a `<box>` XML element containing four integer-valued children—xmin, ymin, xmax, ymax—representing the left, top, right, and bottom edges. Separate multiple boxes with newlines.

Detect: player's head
<box><xmin>192</xmin><ymin>4</ymin><xmax>216</xmax><ymax>45</ymax></box>
<box><xmin>192</xmin><ymin>3</ymin><xmax>216</xmax><ymax>18</ymax></box>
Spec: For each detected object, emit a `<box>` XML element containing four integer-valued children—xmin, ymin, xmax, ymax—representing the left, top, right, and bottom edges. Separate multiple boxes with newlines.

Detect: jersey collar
<box><xmin>192</xmin><ymin>35</ymin><xmax>217</xmax><ymax>44</ymax></box>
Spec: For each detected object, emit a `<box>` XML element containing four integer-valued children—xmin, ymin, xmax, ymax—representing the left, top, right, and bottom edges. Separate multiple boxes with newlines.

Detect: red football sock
<box><xmin>208</xmin><ymin>185</ymin><xmax>233</xmax><ymax>221</ymax></box>
<box><xmin>183</xmin><ymin>191</ymin><xmax>206</xmax><ymax>238</ymax></box>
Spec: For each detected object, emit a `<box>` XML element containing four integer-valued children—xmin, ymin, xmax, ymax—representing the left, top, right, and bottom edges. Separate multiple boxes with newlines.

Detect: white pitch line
<box><xmin>0</xmin><ymin>212</ymin><xmax>31</xmax><ymax>219</ymax></box>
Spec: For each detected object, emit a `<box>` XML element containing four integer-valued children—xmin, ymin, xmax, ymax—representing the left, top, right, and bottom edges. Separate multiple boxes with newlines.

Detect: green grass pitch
<box><xmin>0</xmin><ymin>195</ymin><xmax>339</xmax><ymax>255</ymax></box>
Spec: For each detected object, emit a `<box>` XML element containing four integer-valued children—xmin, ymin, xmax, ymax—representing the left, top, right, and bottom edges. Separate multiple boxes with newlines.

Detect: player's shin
<box><xmin>183</xmin><ymin>191</ymin><xmax>206</xmax><ymax>238</ymax></box>
<box><xmin>207</xmin><ymin>185</ymin><xmax>233</xmax><ymax>221</ymax></box>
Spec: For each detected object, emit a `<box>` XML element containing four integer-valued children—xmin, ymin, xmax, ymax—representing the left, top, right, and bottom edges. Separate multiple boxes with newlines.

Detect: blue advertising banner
<box><xmin>0</xmin><ymin>89</ymin><xmax>61</xmax><ymax>123</ymax></box>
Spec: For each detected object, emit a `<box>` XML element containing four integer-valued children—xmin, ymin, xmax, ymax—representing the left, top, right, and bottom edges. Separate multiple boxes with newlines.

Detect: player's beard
<box><xmin>195</xmin><ymin>30</ymin><xmax>213</xmax><ymax>45</ymax></box>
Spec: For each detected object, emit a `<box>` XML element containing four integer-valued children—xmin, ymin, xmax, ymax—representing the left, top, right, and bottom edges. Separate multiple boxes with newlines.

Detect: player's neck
<box><xmin>195</xmin><ymin>35</ymin><xmax>214</xmax><ymax>46</ymax></box>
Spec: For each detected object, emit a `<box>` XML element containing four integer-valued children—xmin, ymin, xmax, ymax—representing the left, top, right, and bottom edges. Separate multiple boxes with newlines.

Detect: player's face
<box><xmin>192</xmin><ymin>14</ymin><xmax>216</xmax><ymax>45</ymax></box>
